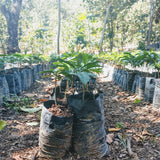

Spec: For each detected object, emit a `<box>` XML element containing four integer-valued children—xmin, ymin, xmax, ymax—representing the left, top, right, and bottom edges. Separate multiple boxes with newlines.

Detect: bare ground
<box><xmin>0</xmin><ymin>76</ymin><xmax>160</xmax><ymax>160</ymax></box>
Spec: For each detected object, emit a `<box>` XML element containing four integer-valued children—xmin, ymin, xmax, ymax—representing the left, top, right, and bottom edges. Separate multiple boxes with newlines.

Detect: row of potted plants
<box><xmin>112</xmin><ymin>66</ymin><xmax>160</xmax><ymax>107</ymax></box>
<box><xmin>0</xmin><ymin>63</ymin><xmax>50</xmax><ymax>104</ymax></box>
<box><xmin>0</xmin><ymin>53</ymin><xmax>52</xmax><ymax>70</ymax></box>
<box><xmin>100</xmin><ymin>50</ymin><xmax>160</xmax><ymax>76</ymax></box>
<box><xmin>99</xmin><ymin>50</ymin><xmax>160</xmax><ymax>107</ymax></box>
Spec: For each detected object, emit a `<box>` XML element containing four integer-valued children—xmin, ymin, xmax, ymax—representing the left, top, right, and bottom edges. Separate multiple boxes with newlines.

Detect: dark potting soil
<box><xmin>48</xmin><ymin>104</ymin><xmax>72</xmax><ymax>117</ymax></box>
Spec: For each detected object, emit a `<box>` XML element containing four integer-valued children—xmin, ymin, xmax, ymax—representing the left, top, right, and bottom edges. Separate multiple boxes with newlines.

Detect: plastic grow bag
<box><xmin>153</xmin><ymin>79</ymin><xmax>160</xmax><ymax>107</ymax></box>
<box><xmin>148</xmin><ymin>79</ymin><xmax>155</xmax><ymax>103</ymax></box>
<box><xmin>33</xmin><ymin>65</ymin><xmax>39</xmax><ymax>81</ymax></box>
<box><xmin>39</xmin><ymin>100</ymin><xmax>73</xmax><ymax>159</ymax></box>
<box><xmin>13</xmin><ymin>71</ymin><xmax>22</xmax><ymax>96</ymax></box>
<box><xmin>126</xmin><ymin>71</ymin><xmax>136</xmax><ymax>92</ymax></box>
<box><xmin>0</xmin><ymin>78</ymin><xmax>3</xmax><ymax>104</ymax></box>
<box><xmin>131</xmin><ymin>75</ymin><xmax>140</xmax><ymax>94</ymax></box>
<box><xmin>121</xmin><ymin>71</ymin><xmax>127</xmax><ymax>91</ymax></box>
<box><xmin>144</xmin><ymin>77</ymin><xmax>153</xmax><ymax>101</ymax></box>
<box><xmin>0</xmin><ymin>75</ymin><xmax>10</xmax><ymax>100</ymax></box>
<box><xmin>112</xmin><ymin>68</ymin><xmax>117</xmax><ymax>83</ymax></box>
<box><xmin>60</xmin><ymin>78</ymin><xmax>68</xmax><ymax>92</ymax></box>
<box><xmin>67</xmin><ymin>91</ymin><xmax>109</xmax><ymax>158</ymax></box>
<box><xmin>5</xmin><ymin>73</ymin><xmax>16</xmax><ymax>96</ymax></box>
<box><xmin>20</xmin><ymin>69</ymin><xmax>28</xmax><ymax>91</ymax></box>
<box><xmin>26</xmin><ymin>69</ymin><xmax>32</xmax><ymax>89</ymax></box>
<box><xmin>37</xmin><ymin>64</ymin><xmax>43</xmax><ymax>78</ymax></box>
<box><xmin>31</xmin><ymin>68</ymin><xmax>34</xmax><ymax>84</ymax></box>
<box><xmin>137</xmin><ymin>77</ymin><xmax>146</xmax><ymax>98</ymax></box>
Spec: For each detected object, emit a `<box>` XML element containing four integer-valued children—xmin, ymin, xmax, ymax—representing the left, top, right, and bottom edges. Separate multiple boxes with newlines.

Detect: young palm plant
<box><xmin>57</xmin><ymin>52</ymin><xmax>103</xmax><ymax>100</ymax></box>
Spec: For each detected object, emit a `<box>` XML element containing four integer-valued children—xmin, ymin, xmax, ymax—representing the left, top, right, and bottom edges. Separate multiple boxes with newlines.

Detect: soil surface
<box><xmin>0</xmin><ymin>75</ymin><xmax>160</xmax><ymax>160</ymax></box>
<box><xmin>48</xmin><ymin>104</ymin><xmax>72</xmax><ymax>117</ymax></box>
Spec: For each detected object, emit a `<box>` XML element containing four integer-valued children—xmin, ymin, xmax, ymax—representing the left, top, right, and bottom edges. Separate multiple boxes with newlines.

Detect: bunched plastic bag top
<box><xmin>67</xmin><ymin>91</ymin><xmax>109</xmax><ymax>158</ymax></box>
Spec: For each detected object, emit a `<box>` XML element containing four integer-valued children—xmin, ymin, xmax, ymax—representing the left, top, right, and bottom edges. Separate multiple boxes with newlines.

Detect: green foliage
<box><xmin>134</xmin><ymin>98</ymin><xmax>141</xmax><ymax>104</ymax></box>
<box><xmin>119</xmin><ymin>52</ymin><xmax>137</xmax><ymax>67</ymax></box>
<box><xmin>122</xmin><ymin>133</ymin><xmax>127</xmax><ymax>149</ymax></box>
<box><xmin>78</xmin><ymin>13</ymin><xmax>87</xmax><ymax>21</ymax></box>
<box><xmin>0</xmin><ymin>120</ymin><xmax>7</xmax><ymax>131</ymax></box>
<box><xmin>116</xmin><ymin>122</ymin><xmax>124</xmax><ymax>129</ymax></box>
<box><xmin>103</xmin><ymin>50</ymin><xmax>160</xmax><ymax>72</ymax></box>
<box><xmin>3</xmin><ymin>96</ymin><xmax>35</xmax><ymax>113</ymax></box>
<box><xmin>0</xmin><ymin>0</ymin><xmax>160</xmax><ymax>53</ymax></box>
<box><xmin>20</xmin><ymin>106</ymin><xmax>41</xmax><ymax>113</ymax></box>
<box><xmin>55</xmin><ymin>52</ymin><xmax>102</xmax><ymax>87</ymax></box>
<box><xmin>137</xmin><ymin>41</ymin><xmax>146</xmax><ymax>50</ymax></box>
<box><xmin>0</xmin><ymin>53</ymin><xmax>49</xmax><ymax>68</ymax></box>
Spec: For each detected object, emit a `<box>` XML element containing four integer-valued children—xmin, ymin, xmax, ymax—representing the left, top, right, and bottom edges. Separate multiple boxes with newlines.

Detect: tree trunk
<box><xmin>0</xmin><ymin>0</ymin><xmax>22</xmax><ymax>54</ymax></box>
<box><xmin>99</xmin><ymin>2</ymin><xmax>112</xmax><ymax>53</ymax></box>
<box><xmin>110</xmin><ymin>20</ymin><xmax>114</xmax><ymax>52</ymax></box>
<box><xmin>155</xmin><ymin>6</ymin><xmax>160</xmax><ymax>24</ymax></box>
<box><xmin>57</xmin><ymin>0</ymin><xmax>61</xmax><ymax>55</ymax></box>
<box><xmin>0</xmin><ymin>39</ymin><xmax>6</xmax><ymax>54</ymax></box>
<box><xmin>147</xmin><ymin>0</ymin><xmax>154</xmax><ymax>47</ymax></box>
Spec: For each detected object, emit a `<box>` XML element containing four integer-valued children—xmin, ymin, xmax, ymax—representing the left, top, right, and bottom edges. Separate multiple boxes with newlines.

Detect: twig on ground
<box><xmin>126</xmin><ymin>137</ymin><xmax>139</xmax><ymax>160</ymax></box>
<box><xmin>31</xmin><ymin>150</ymin><xmax>38</xmax><ymax>160</ymax></box>
<box><xmin>127</xmin><ymin>137</ymin><xmax>134</xmax><ymax>157</ymax></box>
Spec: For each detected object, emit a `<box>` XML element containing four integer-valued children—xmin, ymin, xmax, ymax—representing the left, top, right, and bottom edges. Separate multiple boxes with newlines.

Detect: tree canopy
<box><xmin>0</xmin><ymin>0</ymin><xmax>159</xmax><ymax>54</ymax></box>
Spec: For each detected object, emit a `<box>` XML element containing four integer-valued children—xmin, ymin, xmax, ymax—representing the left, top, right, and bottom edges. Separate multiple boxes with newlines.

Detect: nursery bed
<box><xmin>0</xmin><ymin>76</ymin><xmax>160</xmax><ymax>160</ymax></box>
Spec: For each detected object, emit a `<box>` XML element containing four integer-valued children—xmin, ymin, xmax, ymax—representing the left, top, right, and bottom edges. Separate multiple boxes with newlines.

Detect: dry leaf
<box><xmin>108</xmin><ymin>128</ymin><xmax>121</xmax><ymax>132</ymax></box>
<box><xmin>106</xmin><ymin>133</ymin><xmax>114</xmax><ymax>144</ymax></box>
<box><xmin>142</xmin><ymin>129</ymin><xmax>152</xmax><ymax>136</ymax></box>
<box><xmin>112</xmin><ymin>96</ymin><xmax>119</xmax><ymax>101</ymax></box>
<box><xmin>39</xmin><ymin>99</ymin><xmax>48</xmax><ymax>102</ymax></box>
<box><xmin>12</xmin><ymin>152</ymin><xmax>21</xmax><ymax>160</ymax></box>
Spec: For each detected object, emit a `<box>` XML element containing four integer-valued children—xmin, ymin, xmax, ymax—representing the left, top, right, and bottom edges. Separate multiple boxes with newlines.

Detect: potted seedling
<box><xmin>39</xmin><ymin>62</ymin><xmax>73</xmax><ymax>159</ymax></box>
<box><xmin>58</xmin><ymin>53</ymin><xmax>102</xmax><ymax>97</ymax></box>
<box><xmin>58</xmin><ymin>52</ymin><xmax>109</xmax><ymax>158</ymax></box>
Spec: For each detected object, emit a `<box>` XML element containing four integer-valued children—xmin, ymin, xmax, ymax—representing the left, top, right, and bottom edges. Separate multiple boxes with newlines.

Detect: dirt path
<box><xmin>0</xmin><ymin>76</ymin><xmax>160</xmax><ymax>160</ymax></box>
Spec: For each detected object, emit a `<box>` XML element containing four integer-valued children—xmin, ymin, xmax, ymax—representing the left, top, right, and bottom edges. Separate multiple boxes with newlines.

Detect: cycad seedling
<box><xmin>57</xmin><ymin>52</ymin><xmax>103</xmax><ymax>100</ymax></box>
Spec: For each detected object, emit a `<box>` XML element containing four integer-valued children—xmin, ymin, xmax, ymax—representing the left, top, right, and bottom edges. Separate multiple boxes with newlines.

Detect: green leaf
<box><xmin>78</xmin><ymin>13</ymin><xmax>86</xmax><ymax>21</ymax></box>
<box><xmin>0</xmin><ymin>120</ymin><xmax>7</xmax><ymax>131</ymax></box>
<box><xmin>20</xmin><ymin>106</ymin><xmax>41</xmax><ymax>113</ymax></box>
<box><xmin>26</xmin><ymin>122</ymin><xmax>39</xmax><ymax>126</ymax></box>
<box><xmin>77</xmin><ymin>53</ymin><xmax>83</xmax><ymax>66</ymax></box>
<box><xmin>116</xmin><ymin>122</ymin><xmax>124</xmax><ymax>129</ymax></box>
<box><xmin>58</xmin><ymin>58</ymin><xmax>75</xmax><ymax>68</ymax></box>
<box><xmin>134</xmin><ymin>98</ymin><xmax>141</xmax><ymax>104</ymax></box>
<box><xmin>73</xmin><ymin>72</ymin><xmax>91</xmax><ymax>87</ymax></box>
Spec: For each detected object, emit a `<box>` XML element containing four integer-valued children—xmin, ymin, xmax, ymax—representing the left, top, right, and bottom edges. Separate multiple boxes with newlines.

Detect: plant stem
<box><xmin>86</xmin><ymin>83</ymin><xmax>88</xmax><ymax>92</ymax></box>
<box><xmin>64</xmin><ymin>80</ymin><xmax>69</xmax><ymax>100</ymax></box>
<box><xmin>67</xmin><ymin>80</ymin><xmax>69</xmax><ymax>89</ymax></box>
<box><xmin>55</xmin><ymin>78</ymin><xmax>57</xmax><ymax>107</ymax></box>
<box><xmin>82</xmin><ymin>84</ymin><xmax>85</xmax><ymax>101</ymax></box>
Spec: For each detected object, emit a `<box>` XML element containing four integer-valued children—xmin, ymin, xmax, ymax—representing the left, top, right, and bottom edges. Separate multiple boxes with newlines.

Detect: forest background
<box><xmin>0</xmin><ymin>0</ymin><xmax>160</xmax><ymax>55</ymax></box>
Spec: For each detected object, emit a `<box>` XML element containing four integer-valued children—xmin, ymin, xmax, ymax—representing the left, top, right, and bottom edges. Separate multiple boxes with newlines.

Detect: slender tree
<box><xmin>155</xmin><ymin>6</ymin><xmax>160</xmax><ymax>24</ymax></box>
<box><xmin>0</xmin><ymin>0</ymin><xmax>22</xmax><ymax>54</ymax></box>
<box><xmin>99</xmin><ymin>1</ymin><xmax>112</xmax><ymax>53</ymax></box>
<box><xmin>57</xmin><ymin>0</ymin><xmax>61</xmax><ymax>55</ymax></box>
<box><xmin>147</xmin><ymin>0</ymin><xmax>154</xmax><ymax>47</ymax></box>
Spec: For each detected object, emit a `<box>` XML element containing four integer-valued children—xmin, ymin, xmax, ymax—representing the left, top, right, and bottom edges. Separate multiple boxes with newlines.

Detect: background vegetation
<box><xmin>0</xmin><ymin>0</ymin><xmax>159</xmax><ymax>55</ymax></box>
